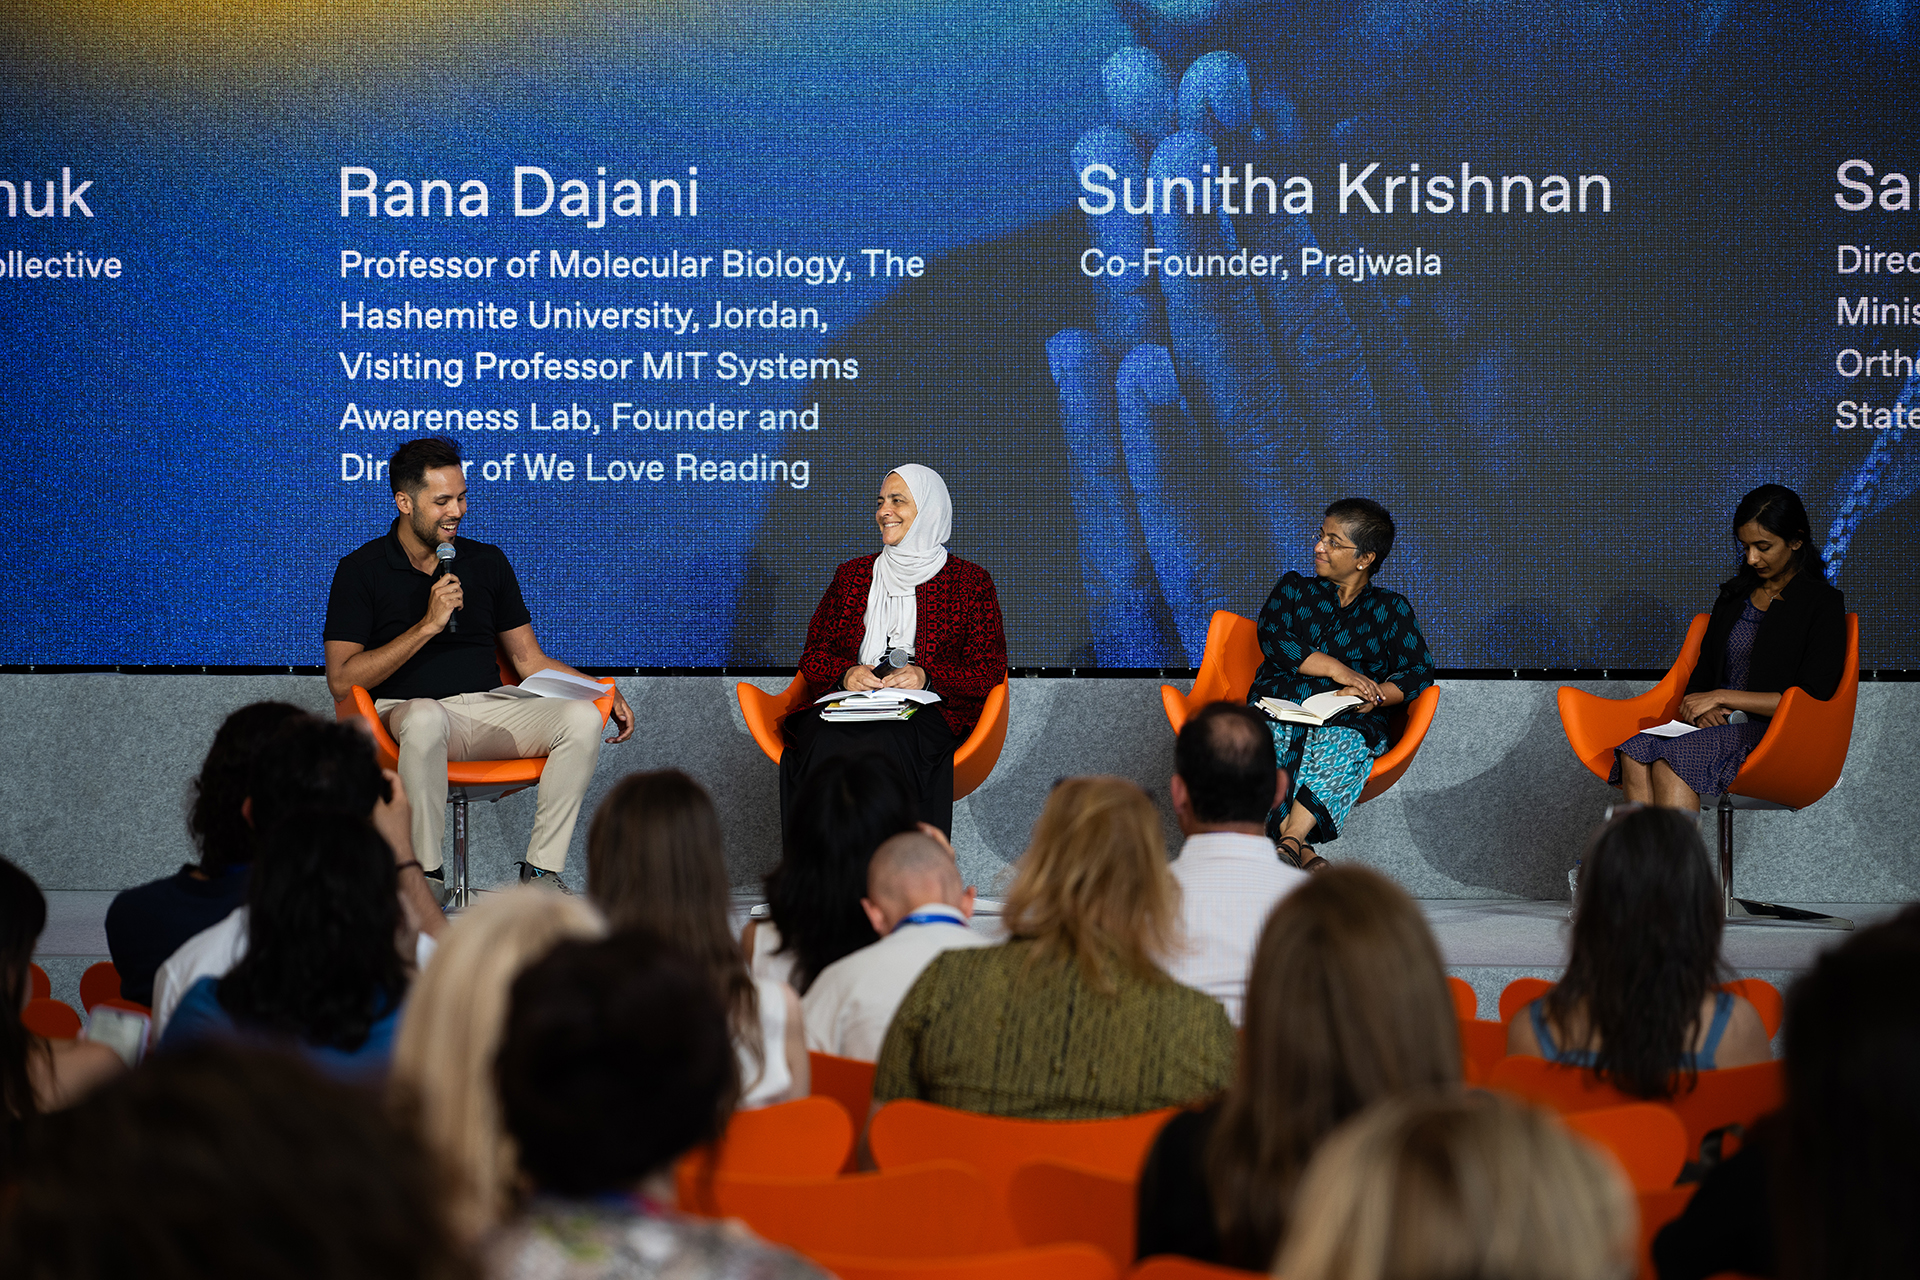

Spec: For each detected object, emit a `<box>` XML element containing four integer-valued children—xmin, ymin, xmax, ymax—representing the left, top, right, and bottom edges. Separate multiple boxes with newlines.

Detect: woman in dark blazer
<box><xmin>778</xmin><ymin>464</ymin><xmax>1007</xmax><ymax>835</ymax></box>
<box><xmin>1613</xmin><ymin>484</ymin><xmax>1846</xmax><ymax>811</ymax></box>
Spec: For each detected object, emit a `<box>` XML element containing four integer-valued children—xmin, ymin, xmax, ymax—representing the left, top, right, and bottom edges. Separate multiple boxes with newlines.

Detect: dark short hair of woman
<box><xmin>1730</xmin><ymin>483</ymin><xmax>1825</xmax><ymax>586</ymax></box>
<box><xmin>1200</xmin><ymin>866</ymin><xmax>1460</xmax><ymax>1267</ymax></box>
<box><xmin>1323</xmin><ymin>498</ymin><xmax>1396</xmax><ymax>577</ymax></box>
<box><xmin>764</xmin><ymin>751</ymin><xmax>919</xmax><ymax>992</ymax></box>
<box><xmin>587</xmin><ymin>770</ymin><xmax>766</xmax><ymax>1083</ymax></box>
<box><xmin>0</xmin><ymin>1042</ymin><xmax>476</xmax><ymax>1280</ymax></box>
<box><xmin>218</xmin><ymin>813</ymin><xmax>408</xmax><ymax>1052</ymax></box>
<box><xmin>1548</xmin><ymin>806</ymin><xmax>1726</xmax><ymax>1098</ymax></box>
<box><xmin>496</xmin><ymin>931</ymin><xmax>736</xmax><ymax>1197</ymax></box>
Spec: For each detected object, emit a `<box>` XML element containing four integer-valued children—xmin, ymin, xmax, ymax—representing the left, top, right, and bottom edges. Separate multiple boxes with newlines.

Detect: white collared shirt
<box><xmin>1165</xmin><ymin>830</ymin><xmax>1308</xmax><ymax>1025</ymax></box>
<box><xmin>800</xmin><ymin>902</ymin><xmax>993</xmax><ymax>1062</ymax></box>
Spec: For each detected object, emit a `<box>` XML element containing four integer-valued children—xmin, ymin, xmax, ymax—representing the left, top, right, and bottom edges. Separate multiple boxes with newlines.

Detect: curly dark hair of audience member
<box><xmin>187</xmin><ymin>701</ymin><xmax>306</xmax><ymax>876</ymax></box>
<box><xmin>1324</xmin><ymin>497</ymin><xmax>1396</xmax><ymax>578</ymax></box>
<box><xmin>388</xmin><ymin>436</ymin><xmax>462</xmax><ymax>496</ymax></box>
<box><xmin>496</xmin><ymin>930</ymin><xmax>736</xmax><ymax>1197</ymax></box>
<box><xmin>1175</xmin><ymin>701</ymin><xmax>1280</xmax><ymax>826</ymax></box>
<box><xmin>587</xmin><ymin>770</ymin><xmax>765</xmax><ymax>1084</ymax></box>
<box><xmin>1776</xmin><ymin>903</ymin><xmax>1920</xmax><ymax>1280</ymax></box>
<box><xmin>246</xmin><ymin>716</ymin><xmax>387</xmax><ymax>834</ymax></box>
<box><xmin>218</xmin><ymin>813</ymin><xmax>407</xmax><ymax>1052</ymax></box>
<box><xmin>1548</xmin><ymin>806</ymin><xmax>1725</xmax><ymax>1100</ymax></box>
<box><xmin>765</xmin><ymin>751</ymin><xmax>919</xmax><ymax>993</ymax></box>
<box><xmin>1730</xmin><ymin>483</ymin><xmax>1826</xmax><ymax>587</ymax></box>
<box><xmin>0</xmin><ymin>1042</ymin><xmax>476</xmax><ymax>1280</ymax></box>
<box><xmin>0</xmin><ymin>857</ymin><xmax>50</xmax><ymax>1175</ymax></box>
<box><xmin>1205</xmin><ymin>866</ymin><xmax>1461</xmax><ymax>1269</ymax></box>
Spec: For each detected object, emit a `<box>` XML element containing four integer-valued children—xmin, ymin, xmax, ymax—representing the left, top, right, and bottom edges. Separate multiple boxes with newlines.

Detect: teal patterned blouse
<box><xmin>1247</xmin><ymin>571</ymin><xmax>1437</xmax><ymax>754</ymax></box>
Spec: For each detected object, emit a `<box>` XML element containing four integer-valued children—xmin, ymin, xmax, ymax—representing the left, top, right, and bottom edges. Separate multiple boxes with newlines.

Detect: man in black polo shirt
<box><xmin>322</xmin><ymin>437</ymin><xmax>634</xmax><ymax>890</ymax></box>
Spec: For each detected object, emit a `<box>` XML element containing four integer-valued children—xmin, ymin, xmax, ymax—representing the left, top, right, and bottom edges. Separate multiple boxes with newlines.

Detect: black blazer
<box><xmin>1687</xmin><ymin>572</ymin><xmax>1847</xmax><ymax>707</ymax></box>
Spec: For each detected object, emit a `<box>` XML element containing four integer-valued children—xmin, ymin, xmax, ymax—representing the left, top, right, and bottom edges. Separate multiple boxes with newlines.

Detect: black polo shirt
<box><xmin>323</xmin><ymin>517</ymin><xmax>532</xmax><ymax>700</ymax></box>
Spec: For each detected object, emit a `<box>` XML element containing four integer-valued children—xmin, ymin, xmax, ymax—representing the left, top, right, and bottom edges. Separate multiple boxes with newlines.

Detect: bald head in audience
<box><xmin>859</xmin><ymin>831</ymin><xmax>975</xmax><ymax>935</ymax></box>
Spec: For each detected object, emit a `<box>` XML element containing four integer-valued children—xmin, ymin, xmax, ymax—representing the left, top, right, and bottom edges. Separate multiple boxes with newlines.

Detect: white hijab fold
<box><xmin>860</xmin><ymin>464</ymin><xmax>951</xmax><ymax>665</ymax></box>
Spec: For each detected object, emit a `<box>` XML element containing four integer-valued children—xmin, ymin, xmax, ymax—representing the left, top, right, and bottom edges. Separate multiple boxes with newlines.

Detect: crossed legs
<box><xmin>379</xmin><ymin>692</ymin><xmax>605</xmax><ymax>873</ymax></box>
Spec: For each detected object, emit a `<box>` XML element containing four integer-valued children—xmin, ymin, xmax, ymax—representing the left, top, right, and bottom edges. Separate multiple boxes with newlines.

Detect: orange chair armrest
<box><xmin>1357</xmin><ymin>685</ymin><xmax>1439</xmax><ymax>803</ymax></box>
<box><xmin>337</xmin><ymin>685</ymin><xmax>402</xmax><ymax>770</ymax></box>
<box><xmin>738</xmin><ymin>674</ymin><xmax>812</xmax><ymax>765</ymax></box>
<box><xmin>1729</xmin><ymin>617</ymin><xmax>1859</xmax><ymax>809</ymax></box>
<box><xmin>1555</xmin><ymin>614</ymin><xmax>1710</xmax><ymax>781</ymax></box>
<box><xmin>955</xmin><ymin>680</ymin><xmax>1011</xmax><ymax>800</ymax></box>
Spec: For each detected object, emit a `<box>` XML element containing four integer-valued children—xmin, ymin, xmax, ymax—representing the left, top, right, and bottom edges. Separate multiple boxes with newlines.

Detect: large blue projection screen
<box><xmin>4</xmin><ymin>1</ymin><xmax>1917</xmax><ymax>669</ymax></box>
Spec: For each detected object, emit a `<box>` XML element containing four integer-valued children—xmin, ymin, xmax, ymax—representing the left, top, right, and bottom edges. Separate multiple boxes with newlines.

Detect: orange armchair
<box><xmin>1556</xmin><ymin>613</ymin><xmax>1860</xmax><ymax>929</ymax></box>
<box><xmin>1160</xmin><ymin>609</ymin><xmax>1440</xmax><ymax>805</ymax></box>
<box><xmin>737</xmin><ymin>675</ymin><xmax>1011</xmax><ymax>802</ymax></box>
<box><xmin>336</xmin><ymin>650</ymin><xmax>616</xmax><ymax>909</ymax></box>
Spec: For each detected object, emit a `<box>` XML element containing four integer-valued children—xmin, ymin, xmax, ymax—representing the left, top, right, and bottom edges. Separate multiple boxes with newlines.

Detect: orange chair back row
<box><xmin>815</xmin><ymin>1244</ymin><xmax>1119</xmax><ymax>1280</ymax></box>
<box><xmin>809</xmin><ymin>1050</ymin><xmax>878</xmax><ymax>1170</ymax></box>
<box><xmin>1495</xmin><ymin>977</ymin><xmax>1783</xmax><ymax>1039</ymax></box>
<box><xmin>1563</xmin><ymin>1104</ymin><xmax>1688</xmax><ymax>1193</ymax></box>
<box><xmin>676</xmin><ymin>1095</ymin><xmax>854</xmax><ymax>1212</ymax></box>
<box><xmin>1488</xmin><ymin>1057</ymin><xmax>1786</xmax><ymax>1170</ymax></box>
<box><xmin>23</xmin><ymin>998</ymin><xmax>83</xmax><ymax>1040</ymax></box>
<box><xmin>79</xmin><ymin>960</ymin><xmax>121</xmax><ymax>1011</ymax></box>
<box><xmin>868</xmin><ymin>1100</ymin><xmax>1177</xmax><ymax>1250</ymax></box>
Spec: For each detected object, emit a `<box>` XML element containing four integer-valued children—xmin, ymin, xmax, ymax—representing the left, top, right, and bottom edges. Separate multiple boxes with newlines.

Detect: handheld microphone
<box><xmin>434</xmin><ymin>542</ymin><xmax>460</xmax><ymax>633</ymax></box>
<box><xmin>872</xmin><ymin>646</ymin><xmax>912</xmax><ymax>678</ymax></box>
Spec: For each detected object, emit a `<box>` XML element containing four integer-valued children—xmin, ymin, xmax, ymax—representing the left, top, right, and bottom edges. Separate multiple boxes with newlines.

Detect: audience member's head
<box><xmin>585</xmin><ymin>770</ymin><xmax>765</xmax><ymax>1088</ymax></box>
<box><xmin>1552</xmin><ymin>805</ymin><xmax>1723</xmax><ymax>1098</ymax></box>
<box><xmin>1002</xmin><ymin>775</ymin><xmax>1180</xmax><ymax>993</ymax></box>
<box><xmin>861</xmin><ymin>830</ymin><xmax>974</xmax><ymax>934</ymax></box>
<box><xmin>1776</xmin><ymin>903</ymin><xmax>1920</xmax><ymax>1280</ymax></box>
<box><xmin>218</xmin><ymin>813</ymin><xmax>407</xmax><ymax>1052</ymax></box>
<box><xmin>1207</xmin><ymin>865</ymin><xmax>1461</xmax><ymax>1269</ymax></box>
<box><xmin>187</xmin><ymin>701</ymin><xmax>305</xmax><ymax>875</ymax></box>
<box><xmin>1173</xmin><ymin>701</ymin><xmax>1284</xmax><ymax>830</ymax></box>
<box><xmin>1276</xmin><ymin>1091</ymin><xmax>1634</xmax><ymax>1280</ymax></box>
<box><xmin>0</xmin><ymin>1042</ymin><xmax>475</xmax><ymax>1280</ymax></box>
<box><xmin>766</xmin><ymin>751</ymin><xmax>919</xmax><ymax>992</ymax></box>
<box><xmin>1</xmin><ymin>856</ymin><xmax>48</xmax><ymax>1169</ymax></box>
<box><xmin>389</xmin><ymin>887</ymin><xmax>607</xmax><ymax>1241</ymax></box>
<box><xmin>246</xmin><ymin>716</ymin><xmax>388</xmax><ymax>834</ymax></box>
<box><xmin>496</xmin><ymin>930</ymin><xmax>736</xmax><ymax>1198</ymax></box>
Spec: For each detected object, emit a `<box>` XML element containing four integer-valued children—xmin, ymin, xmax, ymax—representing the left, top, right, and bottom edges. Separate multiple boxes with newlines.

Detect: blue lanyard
<box><xmin>892</xmin><ymin>912</ymin><xmax>966</xmax><ymax>933</ymax></box>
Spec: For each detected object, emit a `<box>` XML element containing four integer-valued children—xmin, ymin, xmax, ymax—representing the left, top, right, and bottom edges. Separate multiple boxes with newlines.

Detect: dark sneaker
<box><xmin>518</xmin><ymin>862</ymin><xmax>573</xmax><ymax>894</ymax></box>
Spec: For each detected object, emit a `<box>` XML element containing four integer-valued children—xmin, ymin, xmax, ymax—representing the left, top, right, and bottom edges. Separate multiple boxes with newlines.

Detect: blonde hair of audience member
<box><xmin>1275</xmin><ymin>1091</ymin><xmax>1634</xmax><ymax>1280</ymax></box>
<box><xmin>587</xmin><ymin>769</ymin><xmax>806</xmax><ymax>1101</ymax></box>
<box><xmin>860</xmin><ymin>830</ymin><xmax>975</xmax><ymax>934</ymax></box>
<box><xmin>388</xmin><ymin>888</ymin><xmax>606</xmax><ymax>1241</ymax></box>
<box><xmin>1206</xmin><ymin>866</ymin><xmax>1461</xmax><ymax>1269</ymax></box>
<box><xmin>1001</xmin><ymin>776</ymin><xmax>1180</xmax><ymax>994</ymax></box>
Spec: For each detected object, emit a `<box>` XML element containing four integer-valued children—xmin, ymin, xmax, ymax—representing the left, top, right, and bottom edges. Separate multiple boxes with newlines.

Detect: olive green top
<box><xmin>871</xmin><ymin>938</ymin><xmax>1236</xmax><ymax>1120</ymax></box>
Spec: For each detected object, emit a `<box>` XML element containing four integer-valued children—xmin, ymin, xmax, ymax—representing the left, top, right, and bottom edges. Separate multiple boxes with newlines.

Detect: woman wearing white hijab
<box><xmin>777</xmin><ymin>464</ymin><xmax>1008</xmax><ymax>835</ymax></box>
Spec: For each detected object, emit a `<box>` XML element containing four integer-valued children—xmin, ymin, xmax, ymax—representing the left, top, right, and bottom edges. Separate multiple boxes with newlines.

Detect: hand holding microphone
<box><xmin>431</xmin><ymin>542</ymin><xmax>463</xmax><ymax>633</ymax></box>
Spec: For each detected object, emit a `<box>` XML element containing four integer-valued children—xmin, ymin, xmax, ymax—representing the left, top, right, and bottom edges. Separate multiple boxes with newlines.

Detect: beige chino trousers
<box><xmin>376</xmin><ymin>690</ymin><xmax>605</xmax><ymax>873</ymax></box>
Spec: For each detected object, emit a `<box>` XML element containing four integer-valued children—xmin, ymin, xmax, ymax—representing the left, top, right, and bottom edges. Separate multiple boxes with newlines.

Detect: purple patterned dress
<box><xmin>1610</xmin><ymin>601</ymin><xmax>1770</xmax><ymax>794</ymax></box>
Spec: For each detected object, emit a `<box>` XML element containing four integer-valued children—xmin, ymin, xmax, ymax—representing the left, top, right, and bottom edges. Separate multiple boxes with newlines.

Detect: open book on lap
<box><xmin>814</xmin><ymin>686</ymin><xmax>942</xmax><ymax>722</ymax></box>
<box><xmin>491</xmin><ymin>669</ymin><xmax>609</xmax><ymax>700</ymax></box>
<box><xmin>1256</xmin><ymin>691</ymin><xmax>1364</xmax><ymax>726</ymax></box>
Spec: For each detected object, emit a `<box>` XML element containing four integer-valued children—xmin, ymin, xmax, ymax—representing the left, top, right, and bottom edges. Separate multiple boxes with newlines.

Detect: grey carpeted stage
<box><xmin>10</xmin><ymin>673</ymin><xmax>1915</xmax><ymax>1013</ymax></box>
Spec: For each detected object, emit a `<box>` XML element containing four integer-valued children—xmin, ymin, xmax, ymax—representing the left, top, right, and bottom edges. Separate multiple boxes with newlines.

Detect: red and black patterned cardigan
<box><xmin>797</xmin><ymin>553</ymin><xmax>1008</xmax><ymax>739</ymax></box>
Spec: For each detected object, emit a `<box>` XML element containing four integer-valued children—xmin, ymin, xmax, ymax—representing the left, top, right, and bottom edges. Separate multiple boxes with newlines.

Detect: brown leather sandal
<box><xmin>1297</xmin><ymin>844</ymin><xmax>1329</xmax><ymax>873</ymax></box>
<box><xmin>1275</xmin><ymin>836</ymin><xmax>1308</xmax><ymax>869</ymax></box>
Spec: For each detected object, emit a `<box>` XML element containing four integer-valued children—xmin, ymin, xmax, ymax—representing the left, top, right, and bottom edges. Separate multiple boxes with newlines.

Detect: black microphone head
<box><xmin>435</xmin><ymin>542</ymin><xmax>456</xmax><ymax>564</ymax></box>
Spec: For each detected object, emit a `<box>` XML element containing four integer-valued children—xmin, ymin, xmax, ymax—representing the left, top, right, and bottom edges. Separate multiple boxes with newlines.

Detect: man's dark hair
<box><xmin>188</xmin><ymin>701</ymin><xmax>306</xmax><ymax>875</ymax></box>
<box><xmin>766</xmin><ymin>750</ymin><xmax>920</xmax><ymax>993</ymax></box>
<box><xmin>219</xmin><ymin>813</ymin><xmax>407</xmax><ymax>1052</ymax></box>
<box><xmin>0</xmin><ymin>1043</ymin><xmax>476</xmax><ymax>1280</ymax></box>
<box><xmin>1325</xmin><ymin>497</ymin><xmax>1396</xmax><ymax>578</ymax></box>
<box><xmin>497</xmin><ymin>930</ymin><xmax>736</xmax><ymax>1196</ymax></box>
<box><xmin>388</xmin><ymin>437</ymin><xmax>463</xmax><ymax>495</ymax></box>
<box><xmin>1175</xmin><ymin>702</ymin><xmax>1281</xmax><ymax>826</ymax></box>
<box><xmin>246</xmin><ymin>718</ymin><xmax>386</xmax><ymax>834</ymax></box>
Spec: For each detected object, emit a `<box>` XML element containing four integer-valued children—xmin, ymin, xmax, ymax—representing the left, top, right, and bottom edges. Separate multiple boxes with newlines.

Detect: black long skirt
<box><xmin>779</xmin><ymin>704</ymin><xmax>958</xmax><ymax>836</ymax></box>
